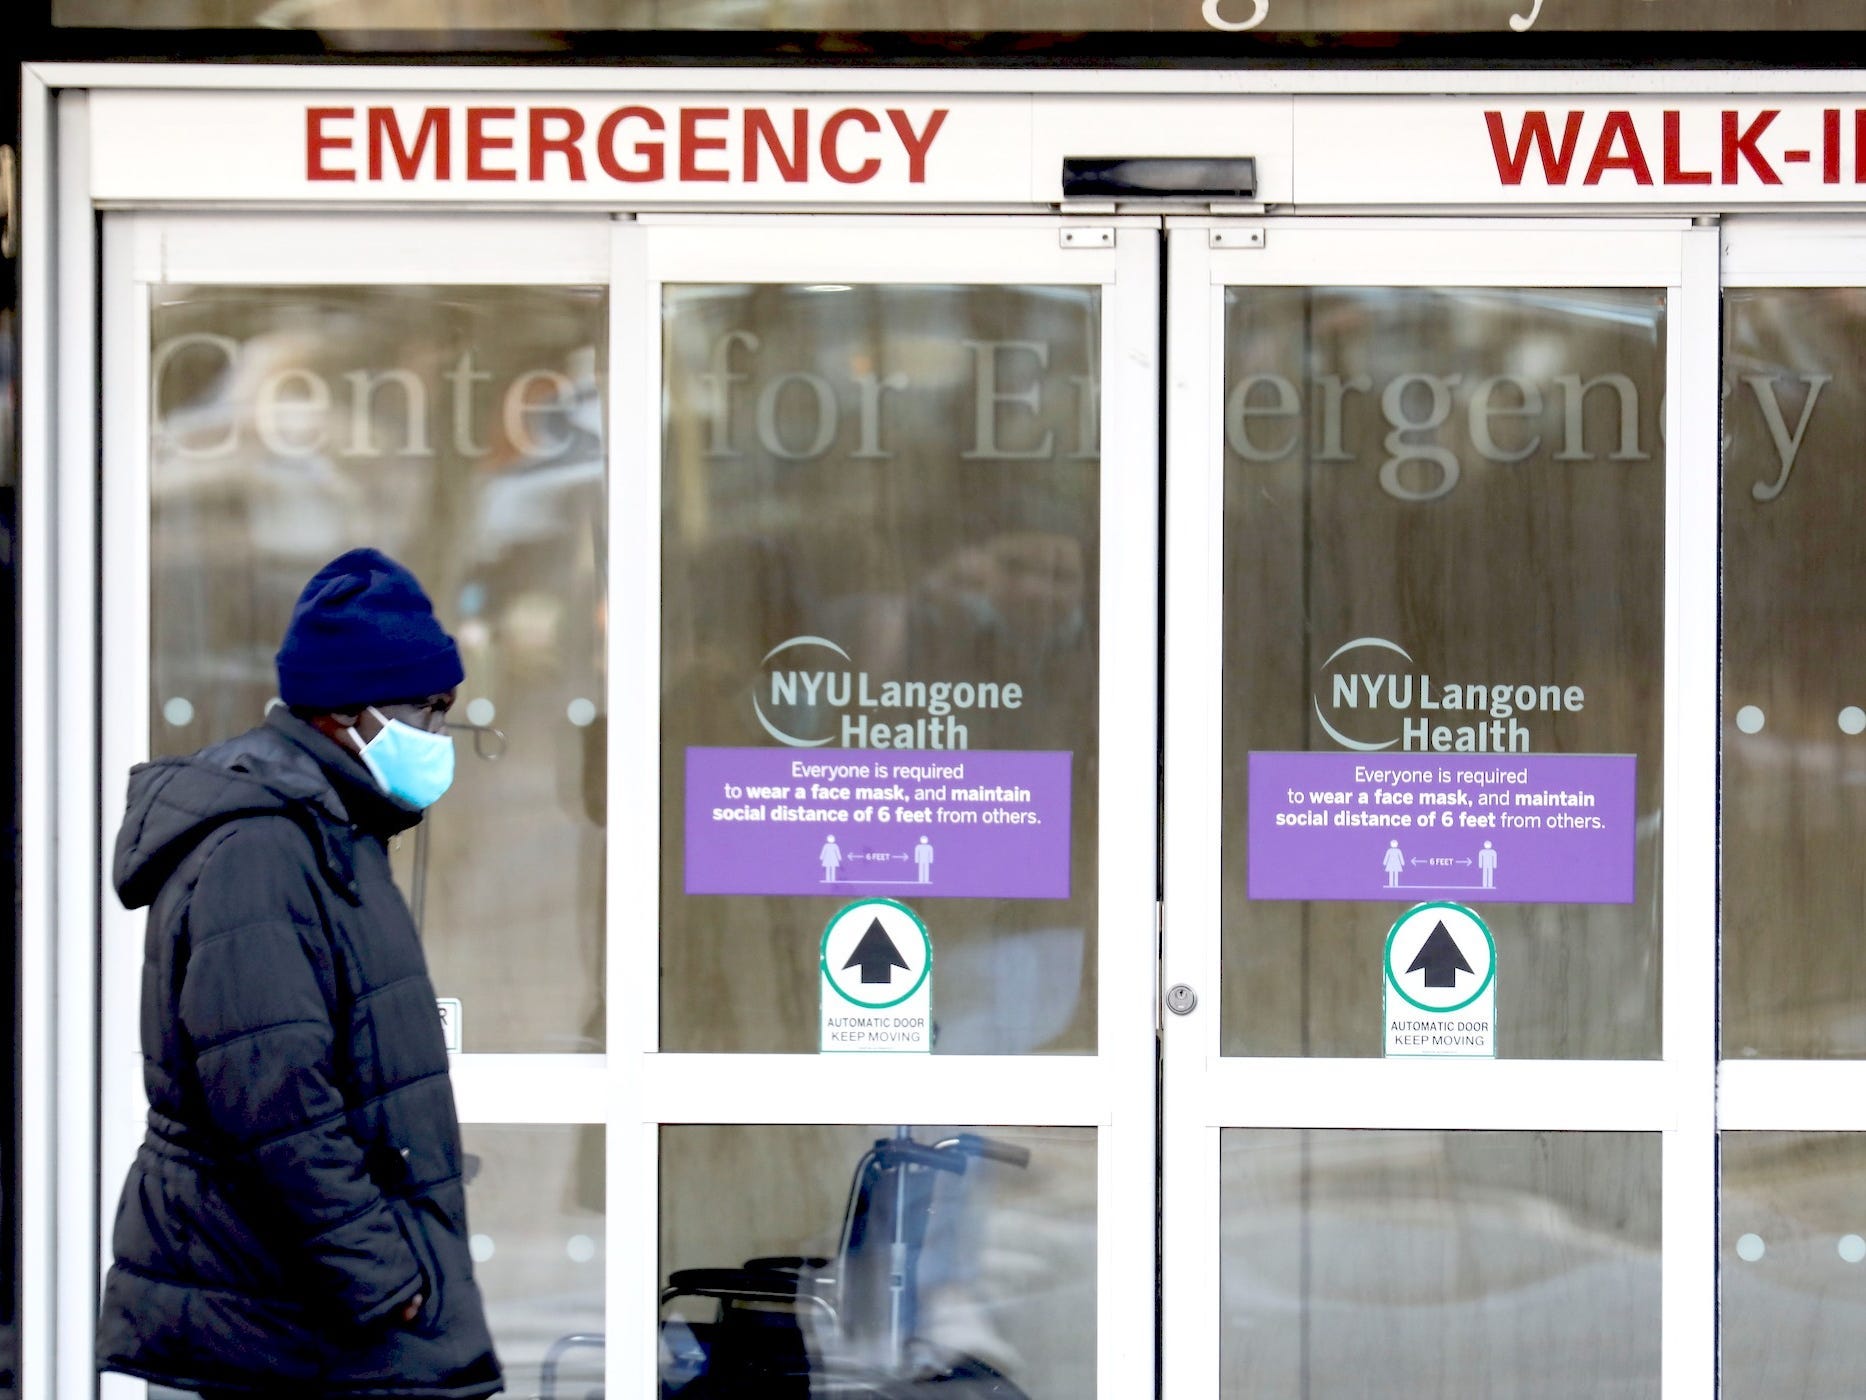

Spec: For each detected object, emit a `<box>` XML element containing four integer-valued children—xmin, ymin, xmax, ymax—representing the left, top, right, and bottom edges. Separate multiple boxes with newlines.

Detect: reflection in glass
<box><xmin>1723</xmin><ymin>1133</ymin><xmax>1866</xmax><ymax>1399</ymax></box>
<box><xmin>149</xmin><ymin>285</ymin><xmax>608</xmax><ymax>1052</ymax></box>
<box><xmin>660</xmin><ymin>284</ymin><xmax>1101</xmax><ymax>1054</ymax></box>
<box><xmin>1221</xmin><ymin>286</ymin><xmax>1667</xmax><ymax>1059</ymax></box>
<box><xmin>463</xmin><ymin>1124</ymin><xmax>605</xmax><ymax>1395</ymax></box>
<box><xmin>660</xmin><ymin>1124</ymin><xmax>1094</xmax><ymax>1400</ymax></box>
<box><xmin>1223</xmin><ymin>1129</ymin><xmax>1660</xmax><ymax>1397</ymax></box>
<box><xmin>1724</xmin><ymin>290</ymin><xmax>1866</xmax><ymax>1058</ymax></box>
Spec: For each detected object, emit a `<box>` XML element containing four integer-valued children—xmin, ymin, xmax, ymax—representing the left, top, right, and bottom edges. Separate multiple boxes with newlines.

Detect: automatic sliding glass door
<box><xmin>1162</xmin><ymin>218</ymin><xmax>1720</xmax><ymax>1400</ymax></box>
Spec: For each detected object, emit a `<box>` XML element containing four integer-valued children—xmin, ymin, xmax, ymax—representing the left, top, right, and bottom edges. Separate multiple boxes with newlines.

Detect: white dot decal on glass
<box><xmin>470</xmin><ymin>1233</ymin><xmax>496</xmax><ymax>1263</ymax></box>
<box><xmin>465</xmin><ymin>697</ymin><xmax>496</xmax><ymax>727</ymax></box>
<box><xmin>567</xmin><ymin>697</ymin><xmax>598</xmax><ymax>728</ymax></box>
<box><xmin>1735</xmin><ymin>706</ymin><xmax>1765</xmax><ymax>735</ymax></box>
<box><xmin>1840</xmin><ymin>1235</ymin><xmax>1866</xmax><ymax>1264</ymax></box>
<box><xmin>1736</xmin><ymin>1233</ymin><xmax>1766</xmax><ymax>1262</ymax></box>
<box><xmin>162</xmin><ymin>697</ymin><xmax>195</xmax><ymax>727</ymax></box>
<box><xmin>566</xmin><ymin>1233</ymin><xmax>597</xmax><ymax>1264</ymax></box>
<box><xmin>1841</xmin><ymin>707</ymin><xmax>1866</xmax><ymax>736</ymax></box>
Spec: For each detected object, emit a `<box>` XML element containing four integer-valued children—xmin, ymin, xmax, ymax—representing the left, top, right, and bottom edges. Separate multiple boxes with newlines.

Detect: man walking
<box><xmin>97</xmin><ymin>549</ymin><xmax>502</xmax><ymax>1399</ymax></box>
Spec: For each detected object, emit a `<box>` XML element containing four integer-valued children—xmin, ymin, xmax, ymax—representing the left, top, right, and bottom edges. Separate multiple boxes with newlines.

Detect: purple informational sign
<box><xmin>685</xmin><ymin>747</ymin><xmax>1072</xmax><ymax>899</ymax></box>
<box><xmin>1248</xmin><ymin>751</ymin><xmax>1637</xmax><ymax>904</ymax></box>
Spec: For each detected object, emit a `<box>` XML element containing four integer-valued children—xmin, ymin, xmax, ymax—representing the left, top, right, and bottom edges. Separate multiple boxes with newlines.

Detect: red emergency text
<box><xmin>1484</xmin><ymin>108</ymin><xmax>1866</xmax><ymax>187</ymax></box>
<box><xmin>306</xmin><ymin>104</ymin><xmax>950</xmax><ymax>186</ymax></box>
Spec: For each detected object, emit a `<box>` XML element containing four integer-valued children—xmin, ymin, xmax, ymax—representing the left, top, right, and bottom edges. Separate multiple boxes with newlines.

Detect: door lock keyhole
<box><xmin>1166</xmin><ymin>984</ymin><xmax>1198</xmax><ymax>1016</ymax></box>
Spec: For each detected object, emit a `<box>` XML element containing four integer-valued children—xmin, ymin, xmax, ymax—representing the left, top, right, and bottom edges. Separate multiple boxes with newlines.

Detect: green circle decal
<box><xmin>1383</xmin><ymin>901</ymin><xmax>1497</xmax><ymax>1014</ymax></box>
<box><xmin>820</xmin><ymin>897</ymin><xmax>933</xmax><ymax>1010</ymax></box>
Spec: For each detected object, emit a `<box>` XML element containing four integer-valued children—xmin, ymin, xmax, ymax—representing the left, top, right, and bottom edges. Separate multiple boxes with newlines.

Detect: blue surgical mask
<box><xmin>349</xmin><ymin>707</ymin><xmax>456</xmax><ymax>810</ymax></box>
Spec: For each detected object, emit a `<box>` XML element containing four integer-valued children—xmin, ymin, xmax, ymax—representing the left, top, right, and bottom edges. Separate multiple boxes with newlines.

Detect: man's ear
<box><xmin>306</xmin><ymin>709</ymin><xmax>366</xmax><ymax>751</ymax></box>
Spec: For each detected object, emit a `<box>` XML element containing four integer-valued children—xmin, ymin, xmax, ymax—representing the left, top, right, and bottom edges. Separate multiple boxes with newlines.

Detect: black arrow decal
<box><xmin>1407</xmin><ymin>921</ymin><xmax>1474</xmax><ymax>989</ymax></box>
<box><xmin>844</xmin><ymin>918</ymin><xmax>910</xmax><ymax>985</ymax></box>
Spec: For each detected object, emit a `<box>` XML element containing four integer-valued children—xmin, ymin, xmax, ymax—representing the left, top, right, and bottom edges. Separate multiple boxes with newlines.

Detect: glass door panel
<box><xmin>1724</xmin><ymin>282</ymin><xmax>1866</xmax><ymax>1058</ymax></box>
<box><xmin>1723</xmin><ymin>1133</ymin><xmax>1866</xmax><ymax>1400</ymax></box>
<box><xmin>1164</xmin><ymin>219</ymin><xmax>1718</xmax><ymax>1400</ymax></box>
<box><xmin>146</xmin><ymin>282</ymin><xmax>608</xmax><ymax>1056</ymax></box>
<box><xmin>1219</xmin><ymin>284</ymin><xmax>1668</xmax><ymax>1061</ymax></box>
<box><xmin>658</xmin><ymin>281</ymin><xmax>1103</xmax><ymax>1056</ymax></box>
<box><xmin>99</xmin><ymin>214</ymin><xmax>616</xmax><ymax>1398</ymax></box>
<box><xmin>1222</xmin><ymin>1129</ymin><xmax>1661</xmax><ymax>1396</ymax></box>
<box><xmin>660</xmin><ymin>1123</ymin><xmax>1096</xmax><ymax>1399</ymax></box>
<box><xmin>615</xmin><ymin>218</ymin><xmax>1160</xmax><ymax>1400</ymax></box>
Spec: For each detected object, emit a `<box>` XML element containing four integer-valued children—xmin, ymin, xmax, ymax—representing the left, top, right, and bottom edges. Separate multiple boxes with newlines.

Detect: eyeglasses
<box><xmin>375</xmin><ymin>695</ymin><xmax>455</xmax><ymax>734</ymax></box>
<box><xmin>374</xmin><ymin>695</ymin><xmax>506</xmax><ymax>759</ymax></box>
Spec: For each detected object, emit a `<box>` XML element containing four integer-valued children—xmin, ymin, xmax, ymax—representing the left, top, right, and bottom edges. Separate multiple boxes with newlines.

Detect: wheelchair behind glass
<box><xmin>655</xmin><ymin>1128</ymin><xmax>1034</xmax><ymax>1400</ymax></box>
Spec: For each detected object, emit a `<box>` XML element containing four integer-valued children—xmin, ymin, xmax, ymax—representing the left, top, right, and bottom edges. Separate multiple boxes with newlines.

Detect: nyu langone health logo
<box><xmin>755</xmin><ymin>636</ymin><xmax>1024</xmax><ymax>752</ymax></box>
<box><xmin>1315</xmin><ymin>637</ymin><xmax>1588</xmax><ymax>755</ymax></box>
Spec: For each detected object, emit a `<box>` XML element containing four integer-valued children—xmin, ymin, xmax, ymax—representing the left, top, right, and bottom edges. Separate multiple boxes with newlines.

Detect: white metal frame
<box><xmin>20</xmin><ymin>82</ymin><xmax>105</xmax><ymax>1400</ymax></box>
<box><xmin>25</xmin><ymin>55</ymin><xmax>1865</xmax><ymax>1400</ymax></box>
<box><xmin>1160</xmin><ymin>216</ymin><xmax>1721</xmax><ymax>1399</ymax></box>
<box><xmin>92</xmin><ymin>211</ymin><xmax>617</xmax><ymax>1400</ymax></box>
<box><xmin>608</xmin><ymin>214</ymin><xmax>1163</xmax><ymax>1400</ymax></box>
<box><xmin>1719</xmin><ymin>216</ymin><xmax>1866</xmax><ymax>1136</ymax></box>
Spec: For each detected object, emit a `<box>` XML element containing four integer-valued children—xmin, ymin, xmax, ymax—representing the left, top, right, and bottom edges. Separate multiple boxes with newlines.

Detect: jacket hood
<box><xmin>113</xmin><ymin>711</ymin><xmax>419</xmax><ymax>909</ymax></box>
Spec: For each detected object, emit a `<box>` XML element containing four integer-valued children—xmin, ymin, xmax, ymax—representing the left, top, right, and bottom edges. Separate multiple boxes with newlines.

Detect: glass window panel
<box><xmin>1221</xmin><ymin>286</ymin><xmax>1667</xmax><ymax>1059</ymax></box>
<box><xmin>149</xmin><ymin>1128</ymin><xmax>607</xmax><ymax>1400</ymax></box>
<box><xmin>1223</xmin><ymin>1129</ymin><xmax>1660</xmax><ymax>1398</ymax></box>
<box><xmin>1723</xmin><ymin>1132</ymin><xmax>1866</xmax><ymax>1399</ymax></box>
<box><xmin>660</xmin><ymin>284</ymin><xmax>1101</xmax><ymax>1054</ymax></box>
<box><xmin>462</xmin><ymin>1124</ymin><xmax>606</xmax><ymax>1395</ymax></box>
<box><xmin>149</xmin><ymin>284</ymin><xmax>607</xmax><ymax>1053</ymax></box>
<box><xmin>659</xmin><ymin>1124</ymin><xmax>1094</xmax><ymax>1400</ymax></box>
<box><xmin>1723</xmin><ymin>288</ymin><xmax>1866</xmax><ymax>1058</ymax></box>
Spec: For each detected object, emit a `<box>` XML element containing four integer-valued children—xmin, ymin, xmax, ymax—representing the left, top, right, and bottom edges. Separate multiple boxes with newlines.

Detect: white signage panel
<box><xmin>1298</xmin><ymin>96</ymin><xmax>1866</xmax><ymax>205</ymax></box>
<box><xmin>87</xmin><ymin>87</ymin><xmax>1866</xmax><ymax>209</ymax></box>
<box><xmin>88</xmin><ymin>91</ymin><xmax>1034</xmax><ymax>204</ymax></box>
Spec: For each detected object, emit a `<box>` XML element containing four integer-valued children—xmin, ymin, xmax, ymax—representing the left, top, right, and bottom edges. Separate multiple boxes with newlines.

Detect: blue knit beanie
<box><xmin>275</xmin><ymin>548</ymin><xmax>465</xmax><ymax>710</ymax></box>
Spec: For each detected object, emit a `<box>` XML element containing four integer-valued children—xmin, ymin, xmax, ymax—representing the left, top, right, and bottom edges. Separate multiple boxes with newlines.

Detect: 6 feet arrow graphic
<box><xmin>1407</xmin><ymin>920</ymin><xmax>1474</xmax><ymax>989</ymax></box>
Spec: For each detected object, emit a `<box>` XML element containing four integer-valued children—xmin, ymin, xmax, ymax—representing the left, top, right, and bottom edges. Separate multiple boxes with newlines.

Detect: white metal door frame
<box><xmin>608</xmin><ymin>213</ymin><xmax>1162</xmax><ymax>1400</ymax></box>
<box><xmin>1159</xmin><ymin>215</ymin><xmax>1721</xmax><ymax>1399</ymax></box>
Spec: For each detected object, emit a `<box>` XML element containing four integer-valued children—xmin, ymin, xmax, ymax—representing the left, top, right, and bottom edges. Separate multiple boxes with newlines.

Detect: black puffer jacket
<box><xmin>97</xmin><ymin>709</ymin><xmax>502</xmax><ymax>1398</ymax></box>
